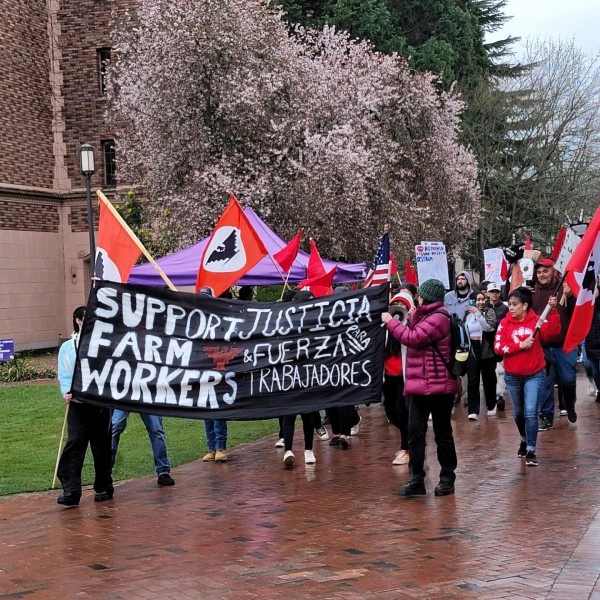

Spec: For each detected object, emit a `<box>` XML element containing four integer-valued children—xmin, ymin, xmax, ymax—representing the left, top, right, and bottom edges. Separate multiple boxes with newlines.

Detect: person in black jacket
<box><xmin>486</xmin><ymin>282</ymin><xmax>508</xmax><ymax>410</ymax></box>
<box><xmin>585</xmin><ymin>284</ymin><xmax>600</xmax><ymax>403</ymax></box>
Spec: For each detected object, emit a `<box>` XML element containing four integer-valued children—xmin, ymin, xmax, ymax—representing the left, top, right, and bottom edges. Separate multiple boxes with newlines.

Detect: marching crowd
<box><xmin>54</xmin><ymin>258</ymin><xmax>600</xmax><ymax>506</ymax></box>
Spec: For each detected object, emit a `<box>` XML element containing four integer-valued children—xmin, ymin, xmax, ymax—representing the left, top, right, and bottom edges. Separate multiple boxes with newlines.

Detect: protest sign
<box><xmin>414</xmin><ymin>242</ymin><xmax>449</xmax><ymax>288</ymax></box>
<box><xmin>555</xmin><ymin>226</ymin><xmax>582</xmax><ymax>274</ymax></box>
<box><xmin>484</xmin><ymin>248</ymin><xmax>508</xmax><ymax>284</ymax></box>
<box><xmin>71</xmin><ymin>282</ymin><xmax>387</xmax><ymax>420</ymax></box>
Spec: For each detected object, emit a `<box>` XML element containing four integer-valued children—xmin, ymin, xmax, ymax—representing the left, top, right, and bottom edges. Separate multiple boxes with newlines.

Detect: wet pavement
<box><xmin>1</xmin><ymin>375</ymin><xmax>600</xmax><ymax>599</ymax></box>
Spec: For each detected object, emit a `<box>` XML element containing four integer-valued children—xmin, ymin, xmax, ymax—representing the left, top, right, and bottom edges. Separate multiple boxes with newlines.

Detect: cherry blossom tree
<box><xmin>108</xmin><ymin>0</ymin><xmax>480</xmax><ymax>261</ymax></box>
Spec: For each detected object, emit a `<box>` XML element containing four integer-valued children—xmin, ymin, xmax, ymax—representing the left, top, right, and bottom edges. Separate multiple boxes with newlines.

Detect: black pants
<box><xmin>326</xmin><ymin>406</ymin><xmax>353</xmax><ymax>436</ymax></box>
<box><xmin>282</xmin><ymin>414</ymin><xmax>314</xmax><ymax>451</ymax></box>
<box><xmin>57</xmin><ymin>402</ymin><xmax>113</xmax><ymax>496</ymax></box>
<box><xmin>408</xmin><ymin>394</ymin><xmax>457</xmax><ymax>484</ymax></box>
<box><xmin>383</xmin><ymin>375</ymin><xmax>408</xmax><ymax>450</ymax></box>
<box><xmin>466</xmin><ymin>341</ymin><xmax>497</xmax><ymax>414</ymax></box>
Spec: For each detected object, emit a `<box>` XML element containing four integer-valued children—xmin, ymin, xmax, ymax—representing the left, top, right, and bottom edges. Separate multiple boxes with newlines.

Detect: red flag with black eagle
<box><xmin>563</xmin><ymin>206</ymin><xmax>600</xmax><ymax>353</ymax></box>
<box><xmin>95</xmin><ymin>195</ymin><xmax>142</xmax><ymax>282</ymax></box>
<box><xmin>195</xmin><ymin>194</ymin><xmax>268</xmax><ymax>296</ymax></box>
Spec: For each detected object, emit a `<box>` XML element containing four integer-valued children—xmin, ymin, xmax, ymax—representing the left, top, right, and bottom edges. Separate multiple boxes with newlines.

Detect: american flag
<box><xmin>363</xmin><ymin>232</ymin><xmax>390</xmax><ymax>287</ymax></box>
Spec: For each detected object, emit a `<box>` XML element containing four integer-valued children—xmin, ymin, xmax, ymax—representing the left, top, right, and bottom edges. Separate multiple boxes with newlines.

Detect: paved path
<box><xmin>2</xmin><ymin>376</ymin><xmax>600</xmax><ymax>599</ymax></box>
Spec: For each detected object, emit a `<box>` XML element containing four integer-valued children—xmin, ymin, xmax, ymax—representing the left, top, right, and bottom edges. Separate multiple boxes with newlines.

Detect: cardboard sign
<box><xmin>415</xmin><ymin>242</ymin><xmax>449</xmax><ymax>288</ymax></box>
<box><xmin>555</xmin><ymin>227</ymin><xmax>582</xmax><ymax>274</ymax></box>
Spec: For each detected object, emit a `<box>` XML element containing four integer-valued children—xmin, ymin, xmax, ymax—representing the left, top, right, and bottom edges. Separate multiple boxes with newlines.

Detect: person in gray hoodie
<box><xmin>444</xmin><ymin>271</ymin><xmax>473</xmax><ymax>322</ymax></box>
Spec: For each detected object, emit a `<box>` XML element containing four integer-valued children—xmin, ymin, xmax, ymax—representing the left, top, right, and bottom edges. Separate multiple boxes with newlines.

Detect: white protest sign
<box><xmin>484</xmin><ymin>248</ymin><xmax>507</xmax><ymax>284</ymax></box>
<box><xmin>415</xmin><ymin>241</ymin><xmax>449</xmax><ymax>288</ymax></box>
<box><xmin>555</xmin><ymin>227</ymin><xmax>582</xmax><ymax>274</ymax></box>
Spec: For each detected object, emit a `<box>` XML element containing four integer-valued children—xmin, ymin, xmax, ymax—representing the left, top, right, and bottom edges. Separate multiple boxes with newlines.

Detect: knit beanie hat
<box><xmin>417</xmin><ymin>279</ymin><xmax>446</xmax><ymax>304</ymax></box>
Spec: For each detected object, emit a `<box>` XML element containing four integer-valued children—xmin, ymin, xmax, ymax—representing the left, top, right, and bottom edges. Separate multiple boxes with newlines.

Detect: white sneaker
<box><xmin>304</xmin><ymin>450</ymin><xmax>316</xmax><ymax>464</ymax></box>
<box><xmin>560</xmin><ymin>409</ymin><xmax>568</xmax><ymax>416</ymax></box>
<box><xmin>393</xmin><ymin>450</ymin><xmax>409</xmax><ymax>465</ymax></box>
<box><xmin>468</xmin><ymin>413</ymin><xmax>479</xmax><ymax>421</ymax></box>
<box><xmin>275</xmin><ymin>438</ymin><xmax>285</xmax><ymax>448</ymax></box>
<box><xmin>283</xmin><ymin>450</ymin><xmax>295</xmax><ymax>467</ymax></box>
<box><xmin>588</xmin><ymin>382</ymin><xmax>597</xmax><ymax>396</ymax></box>
<box><xmin>487</xmin><ymin>407</ymin><xmax>497</xmax><ymax>416</ymax></box>
<box><xmin>350</xmin><ymin>416</ymin><xmax>362</xmax><ymax>436</ymax></box>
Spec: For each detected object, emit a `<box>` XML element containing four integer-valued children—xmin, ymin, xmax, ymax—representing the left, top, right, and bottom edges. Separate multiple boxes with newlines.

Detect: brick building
<box><xmin>0</xmin><ymin>0</ymin><xmax>135</xmax><ymax>350</ymax></box>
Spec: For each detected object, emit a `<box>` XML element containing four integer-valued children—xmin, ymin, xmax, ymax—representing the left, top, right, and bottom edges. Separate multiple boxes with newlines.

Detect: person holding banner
<box><xmin>56</xmin><ymin>307</ymin><xmax>113</xmax><ymax>506</ymax></box>
<box><xmin>494</xmin><ymin>288</ymin><xmax>561</xmax><ymax>466</ymax></box>
<box><xmin>382</xmin><ymin>279</ymin><xmax>460</xmax><ymax>497</ymax></box>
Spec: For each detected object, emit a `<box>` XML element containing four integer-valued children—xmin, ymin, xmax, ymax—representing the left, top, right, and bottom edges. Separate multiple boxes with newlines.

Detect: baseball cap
<box><xmin>487</xmin><ymin>282</ymin><xmax>501</xmax><ymax>292</ymax></box>
<box><xmin>534</xmin><ymin>258</ymin><xmax>555</xmax><ymax>270</ymax></box>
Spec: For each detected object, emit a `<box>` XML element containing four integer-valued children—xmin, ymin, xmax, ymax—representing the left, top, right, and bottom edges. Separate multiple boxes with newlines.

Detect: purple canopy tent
<box><xmin>128</xmin><ymin>207</ymin><xmax>368</xmax><ymax>287</ymax></box>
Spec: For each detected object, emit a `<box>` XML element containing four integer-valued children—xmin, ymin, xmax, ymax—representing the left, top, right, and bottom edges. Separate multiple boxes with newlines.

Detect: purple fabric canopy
<box><xmin>128</xmin><ymin>207</ymin><xmax>368</xmax><ymax>287</ymax></box>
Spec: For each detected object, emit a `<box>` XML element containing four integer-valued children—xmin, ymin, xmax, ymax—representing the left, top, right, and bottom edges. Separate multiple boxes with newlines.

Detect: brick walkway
<box><xmin>2</xmin><ymin>376</ymin><xmax>600</xmax><ymax>599</ymax></box>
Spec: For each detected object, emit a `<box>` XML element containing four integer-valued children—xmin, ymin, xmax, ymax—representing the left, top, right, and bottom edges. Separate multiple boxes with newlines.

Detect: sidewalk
<box><xmin>1</xmin><ymin>376</ymin><xmax>600</xmax><ymax>599</ymax></box>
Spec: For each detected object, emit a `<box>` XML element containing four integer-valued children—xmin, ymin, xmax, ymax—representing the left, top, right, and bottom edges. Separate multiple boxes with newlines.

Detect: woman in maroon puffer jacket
<box><xmin>382</xmin><ymin>278</ymin><xmax>460</xmax><ymax>498</ymax></box>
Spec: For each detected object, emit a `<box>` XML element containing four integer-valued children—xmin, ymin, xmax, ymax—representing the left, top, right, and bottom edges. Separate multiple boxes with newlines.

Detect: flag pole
<box><xmin>51</xmin><ymin>403</ymin><xmax>70</xmax><ymax>489</ymax></box>
<box><xmin>97</xmin><ymin>190</ymin><xmax>178</xmax><ymax>291</ymax></box>
<box><xmin>278</xmin><ymin>270</ymin><xmax>293</xmax><ymax>301</ymax></box>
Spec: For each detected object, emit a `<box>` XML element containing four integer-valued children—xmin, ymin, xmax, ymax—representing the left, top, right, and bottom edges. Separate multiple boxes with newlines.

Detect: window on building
<box><xmin>102</xmin><ymin>139</ymin><xmax>116</xmax><ymax>186</ymax></box>
<box><xmin>97</xmin><ymin>48</ymin><xmax>111</xmax><ymax>95</ymax></box>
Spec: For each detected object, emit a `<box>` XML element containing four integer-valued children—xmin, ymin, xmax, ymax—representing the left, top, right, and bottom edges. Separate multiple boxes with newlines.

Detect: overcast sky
<box><xmin>491</xmin><ymin>0</ymin><xmax>600</xmax><ymax>58</ymax></box>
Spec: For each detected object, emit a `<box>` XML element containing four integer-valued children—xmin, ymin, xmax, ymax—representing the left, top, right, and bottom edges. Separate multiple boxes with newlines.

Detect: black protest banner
<box><xmin>71</xmin><ymin>282</ymin><xmax>387</xmax><ymax>420</ymax></box>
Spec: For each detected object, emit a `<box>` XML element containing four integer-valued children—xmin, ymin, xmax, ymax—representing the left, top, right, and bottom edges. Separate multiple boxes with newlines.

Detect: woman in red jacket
<box><xmin>494</xmin><ymin>287</ymin><xmax>561</xmax><ymax>466</ymax></box>
<box><xmin>382</xmin><ymin>279</ymin><xmax>460</xmax><ymax>497</ymax></box>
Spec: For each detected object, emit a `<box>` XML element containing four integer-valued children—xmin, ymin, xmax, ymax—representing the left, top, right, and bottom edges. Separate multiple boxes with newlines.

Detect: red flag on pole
<box><xmin>274</xmin><ymin>229</ymin><xmax>303</xmax><ymax>273</ymax></box>
<box><xmin>390</xmin><ymin>252</ymin><xmax>398</xmax><ymax>277</ymax></box>
<box><xmin>95</xmin><ymin>196</ymin><xmax>142</xmax><ymax>282</ymax></box>
<box><xmin>563</xmin><ymin>207</ymin><xmax>600</xmax><ymax>353</ymax></box>
<box><xmin>195</xmin><ymin>194</ymin><xmax>268</xmax><ymax>296</ymax></box>
<box><xmin>524</xmin><ymin>235</ymin><xmax>532</xmax><ymax>251</ymax></box>
<box><xmin>307</xmin><ymin>238</ymin><xmax>326</xmax><ymax>279</ymax></box>
<box><xmin>551</xmin><ymin>226</ymin><xmax>567</xmax><ymax>262</ymax></box>
<box><xmin>404</xmin><ymin>257</ymin><xmax>418</xmax><ymax>285</ymax></box>
<box><xmin>297</xmin><ymin>266</ymin><xmax>336</xmax><ymax>298</ymax></box>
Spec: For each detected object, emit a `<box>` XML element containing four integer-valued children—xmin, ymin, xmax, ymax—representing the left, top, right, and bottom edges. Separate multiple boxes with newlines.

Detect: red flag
<box><xmin>195</xmin><ymin>194</ymin><xmax>268</xmax><ymax>296</ymax></box>
<box><xmin>95</xmin><ymin>197</ymin><xmax>142</xmax><ymax>282</ymax></box>
<box><xmin>563</xmin><ymin>207</ymin><xmax>600</xmax><ymax>353</ymax></box>
<box><xmin>524</xmin><ymin>235</ymin><xmax>532</xmax><ymax>251</ymax></box>
<box><xmin>297</xmin><ymin>266</ymin><xmax>336</xmax><ymax>298</ymax></box>
<box><xmin>500</xmin><ymin>255</ymin><xmax>509</xmax><ymax>284</ymax></box>
<box><xmin>404</xmin><ymin>257</ymin><xmax>418</xmax><ymax>285</ymax></box>
<box><xmin>274</xmin><ymin>229</ymin><xmax>303</xmax><ymax>273</ymax></box>
<box><xmin>307</xmin><ymin>238</ymin><xmax>326</xmax><ymax>279</ymax></box>
<box><xmin>390</xmin><ymin>252</ymin><xmax>398</xmax><ymax>276</ymax></box>
<box><xmin>551</xmin><ymin>226</ymin><xmax>567</xmax><ymax>262</ymax></box>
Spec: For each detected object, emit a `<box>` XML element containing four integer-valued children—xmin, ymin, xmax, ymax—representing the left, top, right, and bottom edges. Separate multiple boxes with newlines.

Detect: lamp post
<box><xmin>79</xmin><ymin>143</ymin><xmax>96</xmax><ymax>264</ymax></box>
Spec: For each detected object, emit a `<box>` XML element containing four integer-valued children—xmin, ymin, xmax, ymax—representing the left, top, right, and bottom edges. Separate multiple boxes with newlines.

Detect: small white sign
<box><xmin>415</xmin><ymin>241</ymin><xmax>449</xmax><ymax>288</ymax></box>
<box><xmin>555</xmin><ymin>227</ymin><xmax>582</xmax><ymax>274</ymax></box>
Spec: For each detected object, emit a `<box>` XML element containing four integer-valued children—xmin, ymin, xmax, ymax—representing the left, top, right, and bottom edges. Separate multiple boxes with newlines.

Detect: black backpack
<box><xmin>431</xmin><ymin>310</ymin><xmax>471</xmax><ymax>378</ymax></box>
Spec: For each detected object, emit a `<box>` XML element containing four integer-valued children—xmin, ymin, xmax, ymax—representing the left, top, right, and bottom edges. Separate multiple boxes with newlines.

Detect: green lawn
<box><xmin>0</xmin><ymin>384</ymin><xmax>277</xmax><ymax>496</ymax></box>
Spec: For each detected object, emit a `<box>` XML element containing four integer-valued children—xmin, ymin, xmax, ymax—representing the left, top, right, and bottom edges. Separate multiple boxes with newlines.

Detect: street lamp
<box><xmin>79</xmin><ymin>143</ymin><xmax>96</xmax><ymax>265</ymax></box>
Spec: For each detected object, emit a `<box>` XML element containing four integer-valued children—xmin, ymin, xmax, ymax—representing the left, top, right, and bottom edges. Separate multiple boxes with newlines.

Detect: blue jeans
<box><xmin>204</xmin><ymin>420</ymin><xmax>227</xmax><ymax>451</ymax></box>
<box><xmin>538</xmin><ymin>347</ymin><xmax>577</xmax><ymax>420</ymax></box>
<box><xmin>112</xmin><ymin>410</ymin><xmax>171</xmax><ymax>475</ymax></box>
<box><xmin>505</xmin><ymin>370</ymin><xmax>544</xmax><ymax>452</ymax></box>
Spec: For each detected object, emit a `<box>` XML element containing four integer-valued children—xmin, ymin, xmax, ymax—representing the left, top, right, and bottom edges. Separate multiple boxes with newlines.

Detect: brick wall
<box><xmin>0</xmin><ymin>199</ymin><xmax>60</xmax><ymax>232</ymax></box>
<box><xmin>59</xmin><ymin>0</ymin><xmax>138</xmax><ymax>190</ymax></box>
<box><xmin>0</xmin><ymin>0</ymin><xmax>55</xmax><ymax>189</ymax></box>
